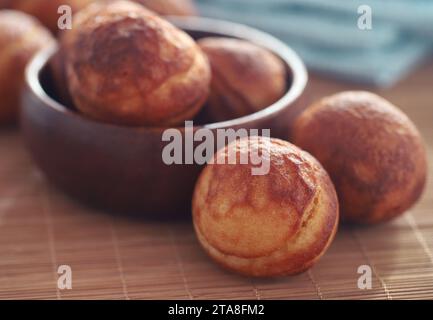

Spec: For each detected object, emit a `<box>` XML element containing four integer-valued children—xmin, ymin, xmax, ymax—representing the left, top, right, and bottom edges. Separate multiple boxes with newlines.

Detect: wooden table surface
<box><xmin>0</xmin><ymin>60</ymin><xmax>432</xmax><ymax>300</ymax></box>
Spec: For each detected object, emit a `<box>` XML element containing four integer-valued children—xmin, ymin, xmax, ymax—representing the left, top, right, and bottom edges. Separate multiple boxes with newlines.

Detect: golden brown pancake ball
<box><xmin>3</xmin><ymin>0</ymin><xmax>96</xmax><ymax>34</ymax></box>
<box><xmin>135</xmin><ymin>0</ymin><xmax>197</xmax><ymax>16</ymax></box>
<box><xmin>292</xmin><ymin>91</ymin><xmax>428</xmax><ymax>224</ymax></box>
<box><xmin>198</xmin><ymin>37</ymin><xmax>286</xmax><ymax>122</ymax></box>
<box><xmin>50</xmin><ymin>0</ymin><xmax>197</xmax><ymax>107</ymax></box>
<box><xmin>50</xmin><ymin>0</ymin><xmax>107</xmax><ymax>107</ymax></box>
<box><xmin>192</xmin><ymin>137</ymin><xmax>339</xmax><ymax>277</ymax></box>
<box><xmin>0</xmin><ymin>10</ymin><xmax>54</xmax><ymax>124</ymax></box>
<box><xmin>64</xmin><ymin>0</ymin><xmax>211</xmax><ymax>126</ymax></box>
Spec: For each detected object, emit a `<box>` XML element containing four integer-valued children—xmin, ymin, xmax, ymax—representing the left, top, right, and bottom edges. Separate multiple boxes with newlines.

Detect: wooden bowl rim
<box><xmin>25</xmin><ymin>16</ymin><xmax>308</xmax><ymax>132</ymax></box>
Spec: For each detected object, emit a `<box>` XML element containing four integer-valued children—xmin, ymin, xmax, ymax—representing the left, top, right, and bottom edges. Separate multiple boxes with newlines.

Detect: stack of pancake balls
<box><xmin>0</xmin><ymin>0</ymin><xmax>427</xmax><ymax>277</ymax></box>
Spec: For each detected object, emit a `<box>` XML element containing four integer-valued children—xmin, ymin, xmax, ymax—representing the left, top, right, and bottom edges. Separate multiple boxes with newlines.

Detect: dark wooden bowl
<box><xmin>21</xmin><ymin>17</ymin><xmax>308</xmax><ymax>218</ymax></box>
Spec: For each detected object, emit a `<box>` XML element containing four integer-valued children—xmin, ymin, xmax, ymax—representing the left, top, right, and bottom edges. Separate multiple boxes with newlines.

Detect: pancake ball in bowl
<box><xmin>293</xmin><ymin>91</ymin><xmax>428</xmax><ymax>224</ymax></box>
<box><xmin>192</xmin><ymin>137</ymin><xmax>339</xmax><ymax>277</ymax></box>
<box><xmin>63</xmin><ymin>0</ymin><xmax>211</xmax><ymax>126</ymax></box>
<box><xmin>50</xmin><ymin>0</ymin><xmax>199</xmax><ymax>109</ymax></box>
<box><xmin>50</xmin><ymin>0</ymin><xmax>131</xmax><ymax>106</ymax></box>
<box><xmin>50</xmin><ymin>0</ymin><xmax>115</xmax><ymax>107</ymax></box>
<box><xmin>198</xmin><ymin>37</ymin><xmax>287</xmax><ymax>122</ymax></box>
<box><xmin>0</xmin><ymin>10</ymin><xmax>54</xmax><ymax>124</ymax></box>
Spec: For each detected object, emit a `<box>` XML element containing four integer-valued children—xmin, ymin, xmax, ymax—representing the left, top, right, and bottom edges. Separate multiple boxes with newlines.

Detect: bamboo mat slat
<box><xmin>0</xmin><ymin>61</ymin><xmax>432</xmax><ymax>300</ymax></box>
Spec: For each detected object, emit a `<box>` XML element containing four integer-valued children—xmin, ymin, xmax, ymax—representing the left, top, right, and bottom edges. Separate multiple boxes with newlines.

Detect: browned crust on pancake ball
<box><xmin>0</xmin><ymin>10</ymin><xmax>54</xmax><ymax>124</ymax></box>
<box><xmin>192</xmin><ymin>137</ymin><xmax>339</xmax><ymax>277</ymax></box>
<box><xmin>135</xmin><ymin>0</ymin><xmax>198</xmax><ymax>16</ymax></box>
<box><xmin>50</xmin><ymin>1</ymin><xmax>109</xmax><ymax>107</ymax></box>
<box><xmin>292</xmin><ymin>91</ymin><xmax>428</xmax><ymax>224</ymax></box>
<box><xmin>5</xmin><ymin>0</ymin><xmax>95</xmax><ymax>33</ymax></box>
<box><xmin>198</xmin><ymin>37</ymin><xmax>286</xmax><ymax>122</ymax></box>
<box><xmin>64</xmin><ymin>0</ymin><xmax>211</xmax><ymax>127</ymax></box>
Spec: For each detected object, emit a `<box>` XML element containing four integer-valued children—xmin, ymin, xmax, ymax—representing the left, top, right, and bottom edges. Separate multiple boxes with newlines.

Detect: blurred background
<box><xmin>197</xmin><ymin>0</ymin><xmax>433</xmax><ymax>87</ymax></box>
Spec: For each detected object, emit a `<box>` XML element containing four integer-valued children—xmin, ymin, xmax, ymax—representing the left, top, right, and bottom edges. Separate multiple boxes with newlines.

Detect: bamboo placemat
<box><xmin>0</xmin><ymin>62</ymin><xmax>432</xmax><ymax>300</ymax></box>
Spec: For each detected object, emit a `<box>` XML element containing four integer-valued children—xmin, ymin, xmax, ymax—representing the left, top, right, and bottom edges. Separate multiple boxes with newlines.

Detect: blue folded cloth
<box><xmin>197</xmin><ymin>0</ymin><xmax>433</xmax><ymax>87</ymax></box>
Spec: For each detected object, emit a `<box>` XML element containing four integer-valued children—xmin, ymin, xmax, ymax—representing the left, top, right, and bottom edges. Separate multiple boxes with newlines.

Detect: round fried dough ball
<box><xmin>192</xmin><ymin>136</ymin><xmax>339</xmax><ymax>277</ymax></box>
<box><xmin>292</xmin><ymin>91</ymin><xmax>428</xmax><ymax>224</ymax></box>
<box><xmin>65</xmin><ymin>0</ymin><xmax>211</xmax><ymax>126</ymax></box>
<box><xmin>50</xmin><ymin>0</ymin><xmax>198</xmax><ymax>106</ymax></box>
<box><xmin>198</xmin><ymin>37</ymin><xmax>286</xmax><ymax>122</ymax></box>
